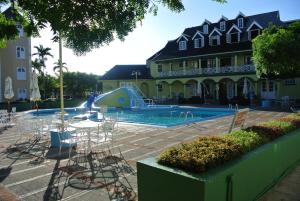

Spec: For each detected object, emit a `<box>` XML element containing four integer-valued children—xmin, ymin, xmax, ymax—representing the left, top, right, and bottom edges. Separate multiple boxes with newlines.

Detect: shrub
<box><xmin>158</xmin><ymin>136</ymin><xmax>243</xmax><ymax>173</ymax></box>
<box><xmin>247</xmin><ymin>121</ymin><xmax>295</xmax><ymax>140</ymax></box>
<box><xmin>277</xmin><ymin>114</ymin><xmax>300</xmax><ymax>128</ymax></box>
<box><xmin>224</xmin><ymin>130</ymin><xmax>269</xmax><ymax>153</ymax></box>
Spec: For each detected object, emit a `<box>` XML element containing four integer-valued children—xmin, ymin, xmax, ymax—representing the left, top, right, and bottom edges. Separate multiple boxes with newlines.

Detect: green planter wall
<box><xmin>137</xmin><ymin>129</ymin><xmax>300</xmax><ymax>201</ymax></box>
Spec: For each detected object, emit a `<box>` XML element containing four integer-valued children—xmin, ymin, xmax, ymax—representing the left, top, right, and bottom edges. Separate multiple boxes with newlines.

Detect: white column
<box><xmin>234</xmin><ymin>55</ymin><xmax>238</xmax><ymax>72</ymax></box>
<box><xmin>216</xmin><ymin>57</ymin><xmax>220</xmax><ymax>73</ymax></box>
<box><xmin>169</xmin><ymin>84</ymin><xmax>172</xmax><ymax>97</ymax></box>
<box><xmin>198</xmin><ymin>59</ymin><xmax>202</xmax><ymax>74</ymax></box>
<box><xmin>183</xmin><ymin>60</ymin><xmax>186</xmax><ymax>75</ymax></box>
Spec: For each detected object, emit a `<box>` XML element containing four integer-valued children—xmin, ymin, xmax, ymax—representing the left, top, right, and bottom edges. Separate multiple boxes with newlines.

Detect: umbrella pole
<box><xmin>7</xmin><ymin>100</ymin><xmax>10</xmax><ymax>121</ymax></box>
<box><xmin>59</xmin><ymin>34</ymin><xmax>65</xmax><ymax>131</ymax></box>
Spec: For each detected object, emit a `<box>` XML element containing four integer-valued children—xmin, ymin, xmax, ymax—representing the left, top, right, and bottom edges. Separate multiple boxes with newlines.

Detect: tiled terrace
<box><xmin>0</xmin><ymin>109</ymin><xmax>299</xmax><ymax>201</ymax></box>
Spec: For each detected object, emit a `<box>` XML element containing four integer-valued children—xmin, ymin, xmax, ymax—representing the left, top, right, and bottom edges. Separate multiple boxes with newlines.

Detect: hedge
<box><xmin>0</xmin><ymin>99</ymin><xmax>84</xmax><ymax>112</ymax></box>
<box><xmin>158</xmin><ymin>113</ymin><xmax>300</xmax><ymax>173</ymax></box>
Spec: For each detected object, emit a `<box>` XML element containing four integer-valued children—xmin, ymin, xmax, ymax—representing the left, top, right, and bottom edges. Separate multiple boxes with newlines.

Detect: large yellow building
<box><xmin>102</xmin><ymin>11</ymin><xmax>300</xmax><ymax>106</ymax></box>
<box><xmin>0</xmin><ymin>7</ymin><xmax>31</xmax><ymax>102</ymax></box>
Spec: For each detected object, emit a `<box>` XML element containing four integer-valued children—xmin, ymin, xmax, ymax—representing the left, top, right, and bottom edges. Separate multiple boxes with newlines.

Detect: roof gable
<box><xmin>192</xmin><ymin>31</ymin><xmax>204</xmax><ymax>40</ymax></box>
<box><xmin>218</xmin><ymin>15</ymin><xmax>228</xmax><ymax>22</ymax></box>
<box><xmin>176</xmin><ymin>34</ymin><xmax>189</xmax><ymax>43</ymax></box>
<box><xmin>227</xmin><ymin>24</ymin><xmax>242</xmax><ymax>33</ymax></box>
<box><xmin>235</xmin><ymin>11</ymin><xmax>246</xmax><ymax>19</ymax></box>
<box><xmin>246</xmin><ymin>21</ymin><xmax>263</xmax><ymax>31</ymax></box>
<box><xmin>209</xmin><ymin>28</ymin><xmax>222</xmax><ymax>37</ymax></box>
<box><xmin>201</xmin><ymin>19</ymin><xmax>212</xmax><ymax>26</ymax></box>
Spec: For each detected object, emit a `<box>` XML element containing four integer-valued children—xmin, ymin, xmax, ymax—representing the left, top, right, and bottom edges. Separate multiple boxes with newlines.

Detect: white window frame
<box><xmin>194</xmin><ymin>38</ymin><xmax>200</xmax><ymax>48</ymax></box>
<box><xmin>179</xmin><ymin>41</ymin><xmax>187</xmax><ymax>50</ymax></box>
<box><xmin>17</xmin><ymin>67</ymin><xmax>26</xmax><ymax>80</ymax></box>
<box><xmin>17</xmin><ymin>88</ymin><xmax>27</xmax><ymax>100</ymax></box>
<box><xmin>237</xmin><ymin>18</ymin><xmax>244</xmax><ymax>28</ymax></box>
<box><xmin>157</xmin><ymin>64</ymin><xmax>162</xmax><ymax>72</ymax></box>
<box><xmin>220</xmin><ymin>21</ymin><xmax>226</xmax><ymax>31</ymax></box>
<box><xmin>203</xmin><ymin>24</ymin><xmax>208</xmax><ymax>34</ymax></box>
<box><xmin>16</xmin><ymin>46</ymin><xmax>25</xmax><ymax>59</ymax></box>
<box><xmin>16</xmin><ymin>24</ymin><xmax>24</xmax><ymax>37</ymax></box>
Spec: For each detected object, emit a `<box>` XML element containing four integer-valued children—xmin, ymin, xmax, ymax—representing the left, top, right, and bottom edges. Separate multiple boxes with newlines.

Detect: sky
<box><xmin>31</xmin><ymin>0</ymin><xmax>300</xmax><ymax>76</ymax></box>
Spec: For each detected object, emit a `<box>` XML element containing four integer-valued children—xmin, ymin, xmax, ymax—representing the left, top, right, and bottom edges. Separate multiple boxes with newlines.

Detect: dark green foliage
<box><xmin>63</xmin><ymin>72</ymin><xmax>100</xmax><ymax>98</ymax></box>
<box><xmin>158</xmin><ymin>136</ymin><xmax>243</xmax><ymax>173</ymax></box>
<box><xmin>247</xmin><ymin>121</ymin><xmax>295</xmax><ymax>140</ymax></box>
<box><xmin>16</xmin><ymin>0</ymin><xmax>185</xmax><ymax>55</ymax></box>
<box><xmin>225</xmin><ymin>130</ymin><xmax>269</xmax><ymax>153</ymax></box>
<box><xmin>253</xmin><ymin>21</ymin><xmax>300</xmax><ymax>78</ymax></box>
<box><xmin>1</xmin><ymin>0</ymin><xmax>226</xmax><ymax>54</ymax></box>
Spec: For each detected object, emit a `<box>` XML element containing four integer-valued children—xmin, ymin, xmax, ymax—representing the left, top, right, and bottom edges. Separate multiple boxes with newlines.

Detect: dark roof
<box><xmin>2</xmin><ymin>7</ymin><xmax>18</xmax><ymax>19</ymax></box>
<box><xmin>101</xmin><ymin>65</ymin><xmax>152</xmax><ymax>80</ymax></box>
<box><xmin>148</xmin><ymin>11</ymin><xmax>288</xmax><ymax>62</ymax></box>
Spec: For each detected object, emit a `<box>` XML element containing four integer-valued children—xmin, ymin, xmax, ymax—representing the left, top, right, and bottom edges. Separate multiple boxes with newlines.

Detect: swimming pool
<box><xmin>26</xmin><ymin>107</ymin><xmax>235</xmax><ymax>127</ymax></box>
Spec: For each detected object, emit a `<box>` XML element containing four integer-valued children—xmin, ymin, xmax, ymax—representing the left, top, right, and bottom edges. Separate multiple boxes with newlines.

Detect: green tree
<box><xmin>31</xmin><ymin>58</ymin><xmax>43</xmax><ymax>74</ymax></box>
<box><xmin>38</xmin><ymin>74</ymin><xmax>59</xmax><ymax>98</ymax></box>
<box><xmin>32</xmin><ymin>44</ymin><xmax>53</xmax><ymax>73</ymax></box>
<box><xmin>32</xmin><ymin>44</ymin><xmax>54</xmax><ymax>99</ymax></box>
<box><xmin>252</xmin><ymin>21</ymin><xmax>300</xmax><ymax>78</ymax></box>
<box><xmin>53</xmin><ymin>59</ymin><xmax>68</xmax><ymax>75</ymax></box>
<box><xmin>63</xmin><ymin>72</ymin><xmax>100</xmax><ymax>98</ymax></box>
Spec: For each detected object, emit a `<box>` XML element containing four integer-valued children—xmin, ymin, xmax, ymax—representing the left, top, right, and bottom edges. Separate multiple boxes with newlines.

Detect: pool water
<box><xmin>27</xmin><ymin>107</ymin><xmax>234</xmax><ymax>127</ymax></box>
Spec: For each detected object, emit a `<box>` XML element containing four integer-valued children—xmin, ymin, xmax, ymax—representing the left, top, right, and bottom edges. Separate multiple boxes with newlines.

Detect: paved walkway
<box><xmin>0</xmin><ymin>109</ymin><xmax>299</xmax><ymax>201</ymax></box>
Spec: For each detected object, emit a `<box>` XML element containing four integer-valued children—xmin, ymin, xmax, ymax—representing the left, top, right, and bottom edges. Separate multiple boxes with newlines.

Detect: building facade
<box><xmin>0</xmin><ymin>7</ymin><xmax>31</xmax><ymax>102</ymax></box>
<box><xmin>101</xmin><ymin>11</ymin><xmax>300</xmax><ymax>105</ymax></box>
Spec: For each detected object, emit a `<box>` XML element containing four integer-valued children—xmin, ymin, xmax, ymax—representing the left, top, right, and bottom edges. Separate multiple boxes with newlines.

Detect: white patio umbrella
<box><xmin>4</xmin><ymin>76</ymin><xmax>14</xmax><ymax>112</ymax></box>
<box><xmin>197</xmin><ymin>81</ymin><xmax>202</xmax><ymax>98</ymax></box>
<box><xmin>242</xmin><ymin>78</ymin><xmax>249</xmax><ymax>98</ymax></box>
<box><xmin>30</xmin><ymin>71</ymin><xmax>41</xmax><ymax>110</ymax></box>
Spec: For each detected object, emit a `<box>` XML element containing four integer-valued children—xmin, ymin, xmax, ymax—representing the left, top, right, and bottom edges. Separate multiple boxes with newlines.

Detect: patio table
<box><xmin>68</xmin><ymin>120</ymin><xmax>111</xmax><ymax>189</ymax></box>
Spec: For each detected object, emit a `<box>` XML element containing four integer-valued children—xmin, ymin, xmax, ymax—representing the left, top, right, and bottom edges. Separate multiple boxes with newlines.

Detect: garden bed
<box><xmin>137</xmin><ymin>114</ymin><xmax>300</xmax><ymax>201</ymax></box>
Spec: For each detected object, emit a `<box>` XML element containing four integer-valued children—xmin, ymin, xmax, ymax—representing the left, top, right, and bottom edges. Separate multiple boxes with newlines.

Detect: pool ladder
<box><xmin>179</xmin><ymin>111</ymin><xmax>194</xmax><ymax>121</ymax></box>
<box><xmin>229</xmin><ymin>104</ymin><xmax>239</xmax><ymax>111</ymax></box>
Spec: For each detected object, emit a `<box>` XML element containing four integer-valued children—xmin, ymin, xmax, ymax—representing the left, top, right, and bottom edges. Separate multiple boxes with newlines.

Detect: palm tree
<box><xmin>31</xmin><ymin>58</ymin><xmax>43</xmax><ymax>75</ymax></box>
<box><xmin>32</xmin><ymin>45</ymin><xmax>53</xmax><ymax>99</ymax></box>
<box><xmin>53</xmin><ymin>59</ymin><xmax>68</xmax><ymax>76</ymax></box>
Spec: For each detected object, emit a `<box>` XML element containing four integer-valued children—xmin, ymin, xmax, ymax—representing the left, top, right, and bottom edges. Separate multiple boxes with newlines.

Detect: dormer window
<box><xmin>220</xmin><ymin>21</ymin><xmax>226</xmax><ymax>31</ymax></box>
<box><xmin>210</xmin><ymin>36</ymin><xmax>220</xmax><ymax>46</ymax></box>
<box><xmin>237</xmin><ymin>18</ymin><xmax>244</xmax><ymax>28</ymax></box>
<box><xmin>203</xmin><ymin>24</ymin><xmax>208</xmax><ymax>34</ymax></box>
<box><xmin>247</xmin><ymin>21</ymin><xmax>263</xmax><ymax>41</ymax></box>
<box><xmin>179</xmin><ymin>41</ymin><xmax>187</xmax><ymax>50</ymax></box>
<box><xmin>209</xmin><ymin>28</ymin><xmax>222</xmax><ymax>46</ymax></box>
<box><xmin>194</xmin><ymin>38</ymin><xmax>204</xmax><ymax>48</ymax></box>
<box><xmin>226</xmin><ymin>25</ymin><xmax>242</xmax><ymax>43</ymax></box>
<box><xmin>230</xmin><ymin>32</ymin><xmax>240</xmax><ymax>43</ymax></box>
<box><xmin>194</xmin><ymin>39</ymin><xmax>200</xmax><ymax>48</ymax></box>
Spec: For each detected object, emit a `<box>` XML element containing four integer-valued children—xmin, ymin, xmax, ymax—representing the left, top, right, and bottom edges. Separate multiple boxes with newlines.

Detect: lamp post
<box><xmin>131</xmin><ymin>71</ymin><xmax>141</xmax><ymax>87</ymax></box>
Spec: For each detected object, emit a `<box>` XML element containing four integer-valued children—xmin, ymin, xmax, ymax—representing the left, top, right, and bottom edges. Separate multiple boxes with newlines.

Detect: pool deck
<box><xmin>0</xmin><ymin>109</ymin><xmax>299</xmax><ymax>201</ymax></box>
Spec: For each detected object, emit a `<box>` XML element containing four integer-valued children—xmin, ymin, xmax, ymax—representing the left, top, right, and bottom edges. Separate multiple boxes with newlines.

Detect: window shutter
<box><xmin>238</xmin><ymin>33</ymin><xmax>240</xmax><ymax>42</ymax></box>
<box><xmin>217</xmin><ymin>36</ymin><xmax>220</xmax><ymax>45</ymax></box>
<box><xmin>209</xmin><ymin>38</ymin><xmax>212</xmax><ymax>46</ymax></box>
<box><xmin>226</xmin><ymin>34</ymin><xmax>231</xmax><ymax>43</ymax></box>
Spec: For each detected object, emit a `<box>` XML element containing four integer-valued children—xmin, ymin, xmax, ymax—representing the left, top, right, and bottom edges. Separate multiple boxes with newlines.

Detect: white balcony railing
<box><xmin>157</xmin><ymin>65</ymin><xmax>255</xmax><ymax>77</ymax></box>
